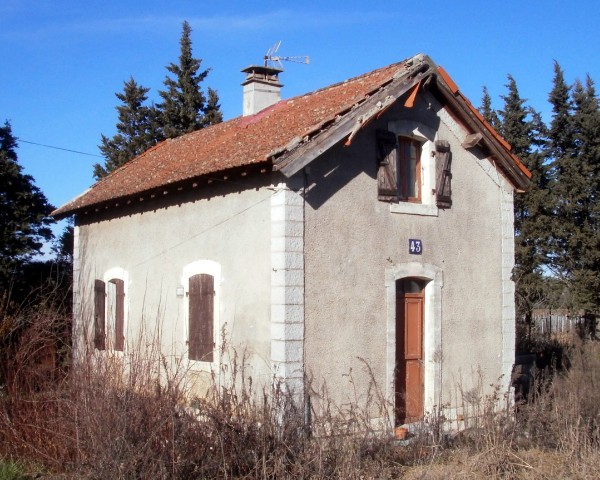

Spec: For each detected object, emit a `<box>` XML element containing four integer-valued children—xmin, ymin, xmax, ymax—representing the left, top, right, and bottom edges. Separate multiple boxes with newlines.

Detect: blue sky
<box><xmin>2</xmin><ymin>0</ymin><xmax>599</xmax><ymax>233</ymax></box>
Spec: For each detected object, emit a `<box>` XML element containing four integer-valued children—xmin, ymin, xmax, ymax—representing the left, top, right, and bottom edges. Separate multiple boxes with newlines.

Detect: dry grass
<box><xmin>1</xmin><ymin>307</ymin><xmax>600</xmax><ymax>479</ymax></box>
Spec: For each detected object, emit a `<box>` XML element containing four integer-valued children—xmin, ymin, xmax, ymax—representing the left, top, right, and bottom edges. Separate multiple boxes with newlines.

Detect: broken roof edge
<box><xmin>433</xmin><ymin>66</ymin><xmax>531</xmax><ymax>189</ymax></box>
<box><xmin>273</xmin><ymin>54</ymin><xmax>434</xmax><ymax>176</ymax></box>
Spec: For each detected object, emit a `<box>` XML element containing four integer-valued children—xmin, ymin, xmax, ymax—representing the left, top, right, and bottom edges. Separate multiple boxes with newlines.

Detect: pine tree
<box><xmin>158</xmin><ymin>21</ymin><xmax>222</xmax><ymax>138</ymax></box>
<box><xmin>94</xmin><ymin>77</ymin><xmax>162</xmax><ymax>180</ymax></box>
<box><xmin>0</xmin><ymin>121</ymin><xmax>54</xmax><ymax>291</ymax></box>
<box><xmin>497</xmin><ymin>76</ymin><xmax>550</xmax><ymax>315</ymax></box>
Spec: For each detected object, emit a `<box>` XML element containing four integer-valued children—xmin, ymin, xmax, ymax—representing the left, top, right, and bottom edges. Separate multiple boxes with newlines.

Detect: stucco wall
<box><xmin>74</xmin><ymin>175</ymin><xmax>274</xmax><ymax>394</ymax></box>
<box><xmin>302</xmin><ymin>92</ymin><xmax>515</xmax><ymax>420</ymax></box>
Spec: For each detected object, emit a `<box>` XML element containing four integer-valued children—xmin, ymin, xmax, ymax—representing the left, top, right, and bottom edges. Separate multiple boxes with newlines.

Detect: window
<box><xmin>94</xmin><ymin>280</ymin><xmax>106</xmax><ymax>350</ymax></box>
<box><xmin>188</xmin><ymin>273</ymin><xmax>215</xmax><ymax>362</ymax></box>
<box><xmin>377</xmin><ymin>126</ymin><xmax>453</xmax><ymax>215</ymax></box>
<box><xmin>377</xmin><ymin>132</ymin><xmax>424</xmax><ymax>204</ymax></box>
<box><xmin>107</xmin><ymin>279</ymin><xmax>125</xmax><ymax>351</ymax></box>
<box><xmin>93</xmin><ymin>269</ymin><xmax>127</xmax><ymax>351</ymax></box>
<box><xmin>183</xmin><ymin>260</ymin><xmax>220</xmax><ymax>364</ymax></box>
<box><xmin>399</xmin><ymin>137</ymin><xmax>422</xmax><ymax>202</ymax></box>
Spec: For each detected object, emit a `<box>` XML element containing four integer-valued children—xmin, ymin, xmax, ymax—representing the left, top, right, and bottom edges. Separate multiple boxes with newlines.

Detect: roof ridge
<box><xmin>290</xmin><ymin>60</ymin><xmax>407</xmax><ymax>102</ymax></box>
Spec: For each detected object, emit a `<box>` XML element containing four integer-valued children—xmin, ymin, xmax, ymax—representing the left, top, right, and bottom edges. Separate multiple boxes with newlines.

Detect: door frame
<box><xmin>395</xmin><ymin>281</ymin><xmax>425</xmax><ymax>425</ymax></box>
<box><xmin>385</xmin><ymin>263</ymin><xmax>443</xmax><ymax>426</ymax></box>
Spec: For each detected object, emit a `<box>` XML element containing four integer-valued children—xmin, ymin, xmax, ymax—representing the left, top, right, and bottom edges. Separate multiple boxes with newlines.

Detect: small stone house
<box><xmin>53</xmin><ymin>54</ymin><xmax>530</xmax><ymax>427</ymax></box>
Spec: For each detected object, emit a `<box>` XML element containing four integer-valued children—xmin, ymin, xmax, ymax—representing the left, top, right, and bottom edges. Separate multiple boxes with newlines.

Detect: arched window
<box><xmin>188</xmin><ymin>273</ymin><xmax>215</xmax><ymax>362</ymax></box>
<box><xmin>107</xmin><ymin>278</ymin><xmax>125</xmax><ymax>351</ymax></box>
<box><xmin>182</xmin><ymin>260</ymin><xmax>221</xmax><ymax>364</ymax></box>
<box><xmin>93</xmin><ymin>268</ymin><xmax>128</xmax><ymax>351</ymax></box>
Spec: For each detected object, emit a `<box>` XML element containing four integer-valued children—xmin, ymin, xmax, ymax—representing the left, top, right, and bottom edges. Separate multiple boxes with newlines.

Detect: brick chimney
<box><xmin>241</xmin><ymin>65</ymin><xmax>283</xmax><ymax>116</ymax></box>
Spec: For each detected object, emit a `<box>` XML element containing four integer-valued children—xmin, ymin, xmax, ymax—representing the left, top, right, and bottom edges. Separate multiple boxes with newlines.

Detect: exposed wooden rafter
<box><xmin>274</xmin><ymin>58</ymin><xmax>434</xmax><ymax>177</ymax></box>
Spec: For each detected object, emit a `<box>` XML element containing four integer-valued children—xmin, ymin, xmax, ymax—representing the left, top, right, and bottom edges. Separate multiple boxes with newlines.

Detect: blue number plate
<box><xmin>409</xmin><ymin>239</ymin><xmax>422</xmax><ymax>255</ymax></box>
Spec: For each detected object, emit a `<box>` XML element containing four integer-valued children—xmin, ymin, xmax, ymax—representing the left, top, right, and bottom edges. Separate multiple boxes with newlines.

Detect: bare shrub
<box><xmin>1</xmin><ymin>318</ymin><xmax>415</xmax><ymax>478</ymax></box>
<box><xmin>3</xmin><ymin>304</ymin><xmax>600</xmax><ymax>478</ymax></box>
<box><xmin>521</xmin><ymin>337</ymin><xmax>600</xmax><ymax>456</ymax></box>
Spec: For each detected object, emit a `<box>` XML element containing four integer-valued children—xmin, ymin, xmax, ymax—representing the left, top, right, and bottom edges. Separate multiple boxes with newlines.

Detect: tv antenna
<box><xmin>264</xmin><ymin>41</ymin><xmax>309</xmax><ymax>69</ymax></box>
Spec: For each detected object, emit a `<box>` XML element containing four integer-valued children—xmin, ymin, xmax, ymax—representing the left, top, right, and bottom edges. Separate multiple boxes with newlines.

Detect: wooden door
<box><xmin>396</xmin><ymin>279</ymin><xmax>425</xmax><ymax>425</ymax></box>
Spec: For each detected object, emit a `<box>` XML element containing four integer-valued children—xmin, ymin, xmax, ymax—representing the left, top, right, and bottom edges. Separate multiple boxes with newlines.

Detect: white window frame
<box><xmin>387</xmin><ymin>120</ymin><xmax>438</xmax><ymax>217</ymax></box>
<box><xmin>182</xmin><ymin>259</ymin><xmax>221</xmax><ymax>366</ymax></box>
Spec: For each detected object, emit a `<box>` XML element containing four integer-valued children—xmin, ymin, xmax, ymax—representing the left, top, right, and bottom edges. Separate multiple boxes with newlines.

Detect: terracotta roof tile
<box><xmin>53</xmin><ymin>60</ymin><xmax>406</xmax><ymax>216</ymax></box>
<box><xmin>53</xmin><ymin>55</ymin><xmax>530</xmax><ymax>217</ymax></box>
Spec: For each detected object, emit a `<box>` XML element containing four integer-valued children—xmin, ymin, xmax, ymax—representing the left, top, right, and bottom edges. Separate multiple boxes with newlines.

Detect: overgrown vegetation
<box><xmin>1</xmin><ymin>304</ymin><xmax>599</xmax><ymax>478</ymax></box>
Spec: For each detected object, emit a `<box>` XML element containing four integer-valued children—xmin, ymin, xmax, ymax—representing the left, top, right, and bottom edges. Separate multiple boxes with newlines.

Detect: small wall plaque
<box><xmin>409</xmin><ymin>239</ymin><xmax>423</xmax><ymax>255</ymax></box>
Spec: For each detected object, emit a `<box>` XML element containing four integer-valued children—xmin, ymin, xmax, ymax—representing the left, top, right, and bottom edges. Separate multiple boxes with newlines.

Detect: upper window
<box><xmin>398</xmin><ymin>137</ymin><xmax>422</xmax><ymax>202</ymax></box>
<box><xmin>377</xmin><ymin>126</ymin><xmax>452</xmax><ymax>215</ymax></box>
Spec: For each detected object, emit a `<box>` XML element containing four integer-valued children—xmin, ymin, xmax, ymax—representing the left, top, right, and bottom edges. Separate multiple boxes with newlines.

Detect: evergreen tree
<box><xmin>480</xmin><ymin>86</ymin><xmax>501</xmax><ymax>130</ymax></box>
<box><xmin>0</xmin><ymin>121</ymin><xmax>54</xmax><ymax>292</ymax></box>
<box><xmin>546</xmin><ymin>63</ymin><xmax>600</xmax><ymax>311</ymax></box>
<box><xmin>94</xmin><ymin>78</ymin><xmax>162</xmax><ymax>180</ymax></box>
<box><xmin>564</xmin><ymin>76</ymin><xmax>600</xmax><ymax>310</ymax></box>
<box><xmin>203</xmin><ymin>87</ymin><xmax>223</xmax><ymax>126</ymax></box>
<box><xmin>497</xmin><ymin>76</ymin><xmax>550</xmax><ymax>315</ymax></box>
<box><xmin>158</xmin><ymin>21</ymin><xmax>222</xmax><ymax>138</ymax></box>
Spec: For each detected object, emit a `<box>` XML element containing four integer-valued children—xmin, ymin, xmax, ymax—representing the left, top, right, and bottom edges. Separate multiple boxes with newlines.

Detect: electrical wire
<box><xmin>16</xmin><ymin>138</ymin><xmax>103</xmax><ymax>158</ymax></box>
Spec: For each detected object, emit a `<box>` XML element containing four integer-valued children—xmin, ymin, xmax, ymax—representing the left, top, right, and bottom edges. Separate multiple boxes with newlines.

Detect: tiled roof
<box><xmin>53</xmin><ymin>59</ymin><xmax>407</xmax><ymax>216</ymax></box>
<box><xmin>53</xmin><ymin>54</ymin><xmax>531</xmax><ymax>217</ymax></box>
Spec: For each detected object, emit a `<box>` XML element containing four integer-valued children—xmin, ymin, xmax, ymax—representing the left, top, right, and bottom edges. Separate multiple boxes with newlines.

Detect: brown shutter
<box><xmin>376</xmin><ymin>130</ymin><xmax>399</xmax><ymax>201</ymax></box>
<box><xmin>94</xmin><ymin>279</ymin><xmax>106</xmax><ymax>350</ymax></box>
<box><xmin>188</xmin><ymin>273</ymin><xmax>215</xmax><ymax>362</ymax></box>
<box><xmin>434</xmin><ymin>140</ymin><xmax>452</xmax><ymax>208</ymax></box>
<box><xmin>112</xmin><ymin>279</ymin><xmax>125</xmax><ymax>351</ymax></box>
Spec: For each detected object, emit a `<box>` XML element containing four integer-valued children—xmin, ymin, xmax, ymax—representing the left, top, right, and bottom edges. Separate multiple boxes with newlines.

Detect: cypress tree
<box><xmin>566</xmin><ymin>76</ymin><xmax>600</xmax><ymax>310</ymax></box>
<box><xmin>497</xmin><ymin>76</ymin><xmax>550</xmax><ymax>315</ymax></box>
<box><xmin>0</xmin><ymin>121</ymin><xmax>54</xmax><ymax>292</ymax></box>
<box><xmin>158</xmin><ymin>21</ymin><xmax>222</xmax><ymax>138</ymax></box>
<box><xmin>545</xmin><ymin>62</ymin><xmax>600</xmax><ymax>311</ymax></box>
<box><xmin>545</xmin><ymin>63</ymin><xmax>575</xmax><ymax>307</ymax></box>
<box><xmin>94</xmin><ymin>77</ymin><xmax>162</xmax><ymax>180</ymax></box>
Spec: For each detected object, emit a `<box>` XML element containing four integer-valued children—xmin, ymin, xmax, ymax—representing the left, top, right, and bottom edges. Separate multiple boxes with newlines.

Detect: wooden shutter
<box><xmin>112</xmin><ymin>279</ymin><xmax>125</xmax><ymax>351</ymax></box>
<box><xmin>94</xmin><ymin>279</ymin><xmax>106</xmax><ymax>350</ymax></box>
<box><xmin>434</xmin><ymin>140</ymin><xmax>452</xmax><ymax>208</ymax></box>
<box><xmin>376</xmin><ymin>130</ymin><xmax>399</xmax><ymax>201</ymax></box>
<box><xmin>188</xmin><ymin>273</ymin><xmax>214</xmax><ymax>362</ymax></box>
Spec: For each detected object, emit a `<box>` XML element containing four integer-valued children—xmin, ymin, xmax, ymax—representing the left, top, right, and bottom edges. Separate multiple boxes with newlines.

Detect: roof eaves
<box><xmin>51</xmin><ymin>138</ymin><xmax>175</xmax><ymax>218</ymax></box>
<box><xmin>53</xmin><ymin>160</ymin><xmax>273</xmax><ymax>219</ymax></box>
